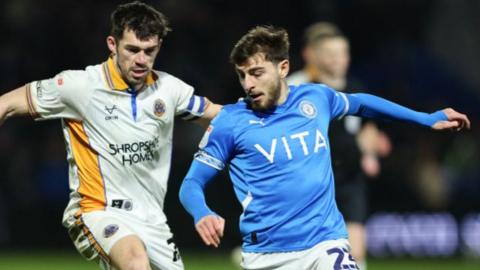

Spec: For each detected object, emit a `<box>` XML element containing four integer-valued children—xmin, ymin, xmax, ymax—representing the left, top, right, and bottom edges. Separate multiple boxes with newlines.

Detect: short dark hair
<box><xmin>230</xmin><ymin>25</ymin><xmax>290</xmax><ymax>65</ymax></box>
<box><xmin>110</xmin><ymin>1</ymin><xmax>171</xmax><ymax>41</ymax></box>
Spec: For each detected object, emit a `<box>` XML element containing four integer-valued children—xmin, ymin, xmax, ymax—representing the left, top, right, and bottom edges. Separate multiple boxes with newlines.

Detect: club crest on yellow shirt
<box><xmin>154</xmin><ymin>99</ymin><xmax>166</xmax><ymax>117</ymax></box>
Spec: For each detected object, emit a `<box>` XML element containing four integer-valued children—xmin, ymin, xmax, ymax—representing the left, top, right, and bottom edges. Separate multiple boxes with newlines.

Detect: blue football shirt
<box><xmin>194</xmin><ymin>83</ymin><xmax>350</xmax><ymax>252</ymax></box>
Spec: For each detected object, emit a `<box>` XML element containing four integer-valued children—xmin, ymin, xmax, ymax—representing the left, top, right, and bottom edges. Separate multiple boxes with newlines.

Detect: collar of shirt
<box><xmin>102</xmin><ymin>56</ymin><xmax>157</xmax><ymax>91</ymax></box>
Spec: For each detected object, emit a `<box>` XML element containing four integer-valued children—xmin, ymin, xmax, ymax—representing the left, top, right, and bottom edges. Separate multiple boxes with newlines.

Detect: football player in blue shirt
<box><xmin>179</xmin><ymin>26</ymin><xmax>470</xmax><ymax>270</ymax></box>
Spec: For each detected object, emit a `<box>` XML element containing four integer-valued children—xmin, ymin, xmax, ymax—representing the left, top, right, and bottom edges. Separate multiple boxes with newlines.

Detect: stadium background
<box><xmin>0</xmin><ymin>0</ymin><xmax>479</xmax><ymax>269</ymax></box>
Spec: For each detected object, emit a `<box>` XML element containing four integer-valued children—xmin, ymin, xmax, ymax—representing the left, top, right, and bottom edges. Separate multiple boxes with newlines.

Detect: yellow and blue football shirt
<box><xmin>27</xmin><ymin>57</ymin><xmax>208</xmax><ymax>228</ymax></box>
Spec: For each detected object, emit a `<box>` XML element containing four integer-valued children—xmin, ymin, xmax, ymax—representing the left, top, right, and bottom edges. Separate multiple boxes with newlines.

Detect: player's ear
<box><xmin>278</xmin><ymin>59</ymin><xmax>290</xmax><ymax>79</ymax></box>
<box><xmin>106</xmin><ymin>36</ymin><xmax>117</xmax><ymax>55</ymax></box>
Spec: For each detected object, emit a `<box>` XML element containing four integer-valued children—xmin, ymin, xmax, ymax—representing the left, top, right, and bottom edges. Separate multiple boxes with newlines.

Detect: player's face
<box><xmin>310</xmin><ymin>37</ymin><xmax>350</xmax><ymax>78</ymax></box>
<box><xmin>107</xmin><ymin>29</ymin><xmax>161</xmax><ymax>90</ymax></box>
<box><xmin>235</xmin><ymin>53</ymin><xmax>289</xmax><ymax>111</ymax></box>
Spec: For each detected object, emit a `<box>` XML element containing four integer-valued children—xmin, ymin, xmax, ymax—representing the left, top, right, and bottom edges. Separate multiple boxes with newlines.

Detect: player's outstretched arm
<box><xmin>346</xmin><ymin>93</ymin><xmax>470</xmax><ymax>131</ymax></box>
<box><xmin>431</xmin><ymin>108</ymin><xmax>470</xmax><ymax>131</ymax></box>
<box><xmin>0</xmin><ymin>85</ymin><xmax>30</xmax><ymax>126</ymax></box>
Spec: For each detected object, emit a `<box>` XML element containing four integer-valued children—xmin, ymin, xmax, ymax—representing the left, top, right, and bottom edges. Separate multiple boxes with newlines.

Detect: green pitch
<box><xmin>0</xmin><ymin>251</ymin><xmax>478</xmax><ymax>270</ymax></box>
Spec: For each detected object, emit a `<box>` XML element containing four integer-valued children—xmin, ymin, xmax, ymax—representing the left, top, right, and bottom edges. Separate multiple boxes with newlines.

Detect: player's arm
<box><xmin>1</xmin><ymin>71</ymin><xmax>88</xmax><ymax>127</ymax></box>
<box><xmin>344</xmin><ymin>93</ymin><xmax>470</xmax><ymax>131</ymax></box>
<box><xmin>179</xmin><ymin>159</ymin><xmax>225</xmax><ymax>248</ymax></box>
<box><xmin>0</xmin><ymin>85</ymin><xmax>30</xmax><ymax>126</ymax></box>
<box><xmin>180</xmin><ymin>107</ymin><xmax>232</xmax><ymax>248</ymax></box>
<box><xmin>193</xmin><ymin>98</ymin><xmax>223</xmax><ymax>128</ymax></box>
<box><xmin>178</xmin><ymin>95</ymin><xmax>223</xmax><ymax>128</ymax></box>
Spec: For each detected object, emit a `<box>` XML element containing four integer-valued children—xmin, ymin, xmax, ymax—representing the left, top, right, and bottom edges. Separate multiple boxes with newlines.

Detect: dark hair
<box><xmin>110</xmin><ymin>1</ymin><xmax>171</xmax><ymax>41</ymax></box>
<box><xmin>230</xmin><ymin>25</ymin><xmax>289</xmax><ymax>65</ymax></box>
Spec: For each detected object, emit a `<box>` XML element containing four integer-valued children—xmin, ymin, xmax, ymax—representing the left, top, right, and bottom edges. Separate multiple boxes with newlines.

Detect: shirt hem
<box><xmin>241</xmin><ymin>234</ymin><xmax>348</xmax><ymax>253</ymax></box>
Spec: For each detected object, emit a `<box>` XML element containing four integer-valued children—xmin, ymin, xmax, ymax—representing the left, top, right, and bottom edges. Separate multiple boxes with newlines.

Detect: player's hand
<box><xmin>195</xmin><ymin>215</ymin><xmax>225</xmax><ymax>248</ymax></box>
<box><xmin>432</xmin><ymin>108</ymin><xmax>470</xmax><ymax>131</ymax></box>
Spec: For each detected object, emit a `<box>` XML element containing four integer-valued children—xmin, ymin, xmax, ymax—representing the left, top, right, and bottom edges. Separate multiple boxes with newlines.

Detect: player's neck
<box><xmin>276</xmin><ymin>80</ymin><xmax>290</xmax><ymax>105</ymax></box>
<box><xmin>113</xmin><ymin>58</ymin><xmax>145</xmax><ymax>91</ymax></box>
<box><xmin>131</xmin><ymin>82</ymin><xmax>146</xmax><ymax>92</ymax></box>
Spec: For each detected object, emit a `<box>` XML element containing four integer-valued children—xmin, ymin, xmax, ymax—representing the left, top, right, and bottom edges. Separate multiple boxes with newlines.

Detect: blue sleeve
<box><xmin>179</xmin><ymin>108</ymin><xmax>235</xmax><ymax>224</ymax></box>
<box><xmin>197</xmin><ymin>108</ymin><xmax>235</xmax><ymax>166</ymax></box>
<box><xmin>346</xmin><ymin>93</ymin><xmax>448</xmax><ymax>127</ymax></box>
<box><xmin>179</xmin><ymin>160</ymin><xmax>220</xmax><ymax>224</ymax></box>
<box><xmin>318</xmin><ymin>84</ymin><xmax>350</xmax><ymax>120</ymax></box>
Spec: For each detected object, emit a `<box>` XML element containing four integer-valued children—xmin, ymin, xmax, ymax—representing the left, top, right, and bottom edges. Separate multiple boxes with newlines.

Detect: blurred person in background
<box><xmin>0</xmin><ymin>1</ymin><xmax>221</xmax><ymax>270</ymax></box>
<box><xmin>179</xmin><ymin>25</ymin><xmax>470</xmax><ymax>270</ymax></box>
<box><xmin>287</xmin><ymin>22</ymin><xmax>391</xmax><ymax>269</ymax></box>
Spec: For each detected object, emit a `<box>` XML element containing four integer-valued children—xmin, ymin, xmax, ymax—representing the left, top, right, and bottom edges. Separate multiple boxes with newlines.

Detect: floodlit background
<box><xmin>0</xmin><ymin>0</ymin><xmax>479</xmax><ymax>269</ymax></box>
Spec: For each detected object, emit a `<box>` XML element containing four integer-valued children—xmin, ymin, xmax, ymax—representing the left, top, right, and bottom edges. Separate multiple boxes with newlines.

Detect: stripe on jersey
<box><xmin>194</xmin><ymin>150</ymin><xmax>224</xmax><ymax>170</ymax></box>
<box><xmin>101</xmin><ymin>62</ymin><xmax>116</xmax><ymax>90</ymax></box>
<box><xmin>66</xmin><ymin>120</ymin><xmax>106</xmax><ymax>213</ymax></box>
<box><xmin>25</xmin><ymin>83</ymin><xmax>40</xmax><ymax>119</ymax></box>
<box><xmin>182</xmin><ymin>95</ymin><xmax>207</xmax><ymax>120</ymax></box>
<box><xmin>241</xmin><ymin>191</ymin><xmax>253</xmax><ymax>211</ymax></box>
<box><xmin>337</xmin><ymin>92</ymin><xmax>350</xmax><ymax>119</ymax></box>
<box><xmin>75</xmin><ymin>215</ymin><xmax>110</xmax><ymax>263</ymax></box>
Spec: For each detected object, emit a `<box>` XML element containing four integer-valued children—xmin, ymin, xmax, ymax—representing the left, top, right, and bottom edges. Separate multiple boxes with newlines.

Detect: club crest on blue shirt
<box><xmin>154</xmin><ymin>99</ymin><xmax>166</xmax><ymax>117</ymax></box>
<box><xmin>103</xmin><ymin>224</ymin><xmax>119</xmax><ymax>238</ymax></box>
<box><xmin>299</xmin><ymin>100</ymin><xmax>317</xmax><ymax>118</ymax></box>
